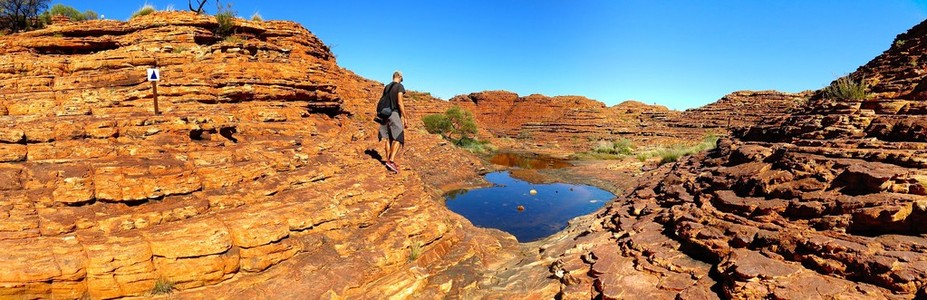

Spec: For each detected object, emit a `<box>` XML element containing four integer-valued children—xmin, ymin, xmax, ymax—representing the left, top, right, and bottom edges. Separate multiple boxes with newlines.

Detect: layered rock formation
<box><xmin>5</xmin><ymin>7</ymin><xmax>924</xmax><ymax>300</ymax></box>
<box><xmin>411</xmin><ymin>89</ymin><xmax>809</xmax><ymax>153</ymax></box>
<box><xmin>0</xmin><ymin>12</ymin><xmax>515</xmax><ymax>299</ymax></box>
<box><xmin>468</xmin><ymin>19</ymin><xmax>927</xmax><ymax>299</ymax></box>
<box><xmin>659</xmin><ymin>90</ymin><xmax>812</xmax><ymax>133</ymax></box>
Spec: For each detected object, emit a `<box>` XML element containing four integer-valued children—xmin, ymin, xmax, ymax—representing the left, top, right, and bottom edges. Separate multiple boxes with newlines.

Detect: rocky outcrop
<box><xmin>470</xmin><ymin>19</ymin><xmax>927</xmax><ymax>299</ymax></box>
<box><xmin>0</xmin><ymin>11</ymin><xmax>514</xmax><ymax>299</ymax></box>
<box><xmin>413</xmin><ymin>90</ymin><xmax>808</xmax><ymax>152</ymax></box>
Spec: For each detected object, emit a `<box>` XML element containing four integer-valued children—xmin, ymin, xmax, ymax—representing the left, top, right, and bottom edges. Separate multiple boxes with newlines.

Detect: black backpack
<box><xmin>375</xmin><ymin>83</ymin><xmax>397</xmax><ymax>123</ymax></box>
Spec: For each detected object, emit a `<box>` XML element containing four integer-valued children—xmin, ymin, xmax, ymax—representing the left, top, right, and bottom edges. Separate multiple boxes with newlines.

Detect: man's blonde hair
<box><xmin>393</xmin><ymin>71</ymin><xmax>403</xmax><ymax>80</ymax></box>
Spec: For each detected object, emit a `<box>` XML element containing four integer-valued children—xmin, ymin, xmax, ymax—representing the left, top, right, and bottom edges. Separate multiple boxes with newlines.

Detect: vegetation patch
<box><xmin>409</xmin><ymin>241</ymin><xmax>422</xmax><ymax>262</ymax></box>
<box><xmin>637</xmin><ymin>135</ymin><xmax>720</xmax><ymax>165</ymax></box>
<box><xmin>423</xmin><ymin>106</ymin><xmax>495</xmax><ymax>153</ymax></box>
<box><xmin>250</xmin><ymin>12</ymin><xmax>263</xmax><ymax>22</ymax></box>
<box><xmin>39</xmin><ymin>4</ymin><xmax>98</xmax><ymax>24</ymax></box>
<box><xmin>131</xmin><ymin>4</ymin><xmax>156</xmax><ymax>19</ymax></box>
<box><xmin>823</xmin><ymin>76</ymin><xmax>868</xmax><ymax>101</ymax></box>
<box><xmin>592</xmin><ymin>138</ymin><xmax>634</xmax><ymax>155</ymax></box>
<box><xmin>576</xmin><ymin>135</ymin><xmax>719</xmax><ymax>165</ymax></box>
<box><xmin>215</xmin><ymin>4</ymin><xmax>236</xmax><ymax>37</ymax></box>
<box><xmin>151</xmin><ymin>277</ymin><xmax>175</xmax><ymax>295</ymax></box>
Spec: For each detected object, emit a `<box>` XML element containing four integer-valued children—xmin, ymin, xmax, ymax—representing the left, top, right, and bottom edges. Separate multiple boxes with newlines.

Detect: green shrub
<box><xmin>423</xmin><ymin>106</ymin><xmax>493</xmax><ymax>153</ymax></box>
<box><xmin>423</xmin><ymin>106</ymin><xmax>477</xmax><ymax>142</ymax></box>
<box><xmin>445</xmin><ymin>106</ymin><xmax>478</xmax><ymax>140</ymax></box>
<box><xmin>250</xmin><ymin>12</ymin><xmax>263</xmax><ymax>22</ymax></box>
<box><xmin>823</xmin><ymin>76</ymin><xmax>868</xmax><ymax>101</ymax></box>
<box><xmin>593</xmin><ymin>138</ymin><xmax>634</xmax><ymax>155</ymax></box>
<box><xmin>409</xmin><ymin>241</ymin><xmax>422</xmax><ymax>262</ymax></box>
<box><xmin>151</xmin><ymin>277</ymin><xmax>174</xmax><ymax>295</ymax></box>
<box><xmin>215</xmin><ymin>4</ymin><xmax>236</xmax><ymax>37</ymax></box>
<box><xmin>423</xmin><ymin>114</ymin><xmax>451</xmax><ymax>136</ymax></box>
<box><xmin>456</xmin><ymin>137</ymin><xmax>496</xmax><ymax>153</ymax></box>
<box><xmin>656</xmin><ymin>148</ymin><xmax>685</xmax><ymax>164</ymax></box>
<box><xmin>131</xmin><ymin>4</ymin><xmax>156</xmax><ymax>19</ymax></box>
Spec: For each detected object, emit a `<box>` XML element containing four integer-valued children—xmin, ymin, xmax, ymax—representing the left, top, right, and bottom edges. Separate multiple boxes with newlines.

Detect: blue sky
<box><xmin>57</xmin><ymin>1</ymin><xmax>927</xmax><ymax>109</ymax></box>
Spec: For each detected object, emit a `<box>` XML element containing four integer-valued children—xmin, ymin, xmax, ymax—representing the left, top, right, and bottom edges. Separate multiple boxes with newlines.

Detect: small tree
<box><xmin>423</xmin><ymin>106</ymin><xmax>477</xmax><ymax>145</ymax></box>
<box><xmin>446</xmin><ymin>106</ymin><xmax>478</xmax><ymax>144</ymax></box>
<box><xmin>0</xmin><ymin>0</ymin><xmax>50</xmax><ymax>32</ymax></box>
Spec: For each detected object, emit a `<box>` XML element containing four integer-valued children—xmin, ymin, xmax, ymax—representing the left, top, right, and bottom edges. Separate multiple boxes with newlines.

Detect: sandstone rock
<box><xmin>409</xmin><ymin>89</ymin><xmax>807</xmax><ymax>153</ymax></box>
<box><xmin>144</xmin><ymin>217</ymin><xmax>232</xmax><ymax>258</ymax></box>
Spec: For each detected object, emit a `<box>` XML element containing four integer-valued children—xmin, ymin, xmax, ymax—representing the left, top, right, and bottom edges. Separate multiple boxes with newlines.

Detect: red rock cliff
<box><xmin>410</xmin><ymin>89</ymin><xmax>808</xmax><ymax>152</ymax></box>
<box><xmin>466</xmin><ymin>19</ymin><xmax>927</xmax><ymax>299</ymax></box>
<box><xmin>0</xmin><ymin>11</ymin><xmax>516</xmax><ymax>299</ymax></box>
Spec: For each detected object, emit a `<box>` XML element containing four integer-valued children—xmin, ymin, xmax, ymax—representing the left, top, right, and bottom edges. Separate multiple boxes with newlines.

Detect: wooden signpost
<box><xmin>147</xmin><ymin>68</ymin><xmax>161</xmax><ymax>115</ymax></box>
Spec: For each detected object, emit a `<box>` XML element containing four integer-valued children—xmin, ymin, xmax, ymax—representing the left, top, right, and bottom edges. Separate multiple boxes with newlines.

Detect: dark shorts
<box><xmin>378</xmin><ymin>112</ymin><xmax>404</xmax><ymax>144</ymax></box>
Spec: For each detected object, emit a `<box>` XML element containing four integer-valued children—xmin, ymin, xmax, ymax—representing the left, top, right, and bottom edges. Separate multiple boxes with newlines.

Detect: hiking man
<box><xmin>379</xmin><ymin>71</ymin><xmax>407</xmax><ymax>173</ymax></box>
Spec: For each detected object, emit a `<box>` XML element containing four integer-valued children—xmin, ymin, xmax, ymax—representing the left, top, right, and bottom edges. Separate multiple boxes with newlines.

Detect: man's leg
<box><xmin>383</xmin><ymin>139</ymin><xmax>392</xmax><ymax>163</ymax></box>
<box><xmin>389</xmin><ymin>140</ymin><xmax>402</xmax><ymax>163</ymax></box>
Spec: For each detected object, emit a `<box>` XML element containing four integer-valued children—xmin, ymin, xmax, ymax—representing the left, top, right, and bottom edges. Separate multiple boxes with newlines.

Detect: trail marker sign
<box><xmin>147</xmin><ymin>68</ymin><xmax>160</xmax><ymax>81</ymax></box>
<box><xmin>147</xmin><ymin>68</ymin><xmax>161</xmax><ymax>115</ymax></box>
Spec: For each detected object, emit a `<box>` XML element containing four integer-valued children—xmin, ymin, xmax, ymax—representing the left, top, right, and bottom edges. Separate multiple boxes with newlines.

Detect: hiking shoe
<box><xmin>385</xmin><ymin>161</ymin><xmax>399</xmax><ymax>174</ymax></box>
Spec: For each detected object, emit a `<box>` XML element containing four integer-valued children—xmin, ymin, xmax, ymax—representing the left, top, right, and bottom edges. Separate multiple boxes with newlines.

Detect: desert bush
<box><xmin>456</xmin><ymin>137</ymin><xmax>496</xmax><ymax>153</ymax></box>
<box><xmin>408</xmin><ymin>241</ymin><xmax>422</xmax><ymax>262</ymax></box>
<box><xmin>423</xmin><ymin>114</ymin><xmax>451</xmax><ymax>135</ymax></box>
<box><xmin>151</xmin><ymin>277</ymin><xmax>174</xmax><ymax>295</ymax></box>
<box><xmin>214</xmin><ymin>4</ymin><xmax>236</xmax><ymax>37</ymax></box>
<box><xmin>250</xmin><ymin>11</ymin><xmax>262</xmax><ymax>21</ymax></box>
<box><xmin>131</xmin><ymin>4</ymin><xmax>156</xmax><ymax>19</ymax></box>
<box><xmin>593</xmin><ymin>138</ymin><xmax>634</xmax><ymax>155</ymax></box>
<box><xmin>823</xmin><ymin>76</ymin><xmax>868</xmax><ymax>101</ymax></box>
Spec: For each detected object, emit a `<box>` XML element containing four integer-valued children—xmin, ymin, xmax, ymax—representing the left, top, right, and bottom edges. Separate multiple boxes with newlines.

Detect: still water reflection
<box><xmin>445</xmin><ymin>172</ymin><xmax>614</xmax><ymax>242</ymax></box>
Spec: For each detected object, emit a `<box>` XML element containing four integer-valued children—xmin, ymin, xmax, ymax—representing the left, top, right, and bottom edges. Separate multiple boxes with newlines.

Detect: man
<box><xmin>379</xmin><ymin>71</ymin><xmax>407</xmax><ymax>173</ymax></box>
